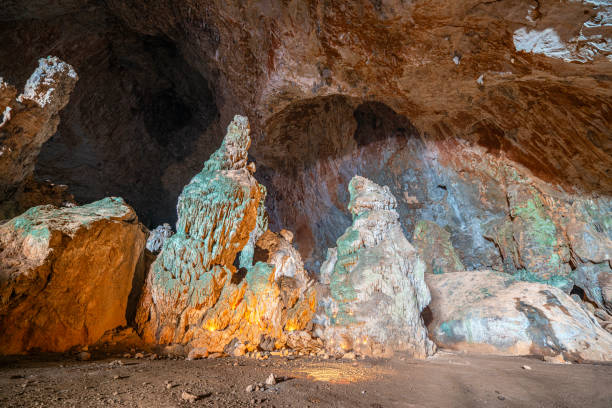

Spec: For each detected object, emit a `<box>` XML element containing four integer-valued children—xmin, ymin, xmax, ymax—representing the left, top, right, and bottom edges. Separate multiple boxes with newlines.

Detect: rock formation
<box><xmin>318</xmin><ymin>176</ymin><xmax>435</xmax><ymax>358</ymax></box>
<box><xmin>145</xmin><ymin>223</ymin><xmax>174</xmax><ymax>253</ymax></box>
<box><xmin>0</xmin><ymin>56</ymin><xmax>77</xmax><ymax>214</ymax></box>
<box><xmin>0</xmin><ymin>197</ymin><xmax>146</xmax><ymax>354</ymax></box>
<box><xmin>413</xmin><ymin>220</ymin><xmax>465</xmax><ymax>274</ymax></box>
<box><xmin>136</xmin><ymin>116</ymin><xmax>316</xmax><ymax>354</ymax></box>
<box><xmin>427</xmin><ymin>270</ymin><xmax>612</xmax><ymax>362</ymax></box>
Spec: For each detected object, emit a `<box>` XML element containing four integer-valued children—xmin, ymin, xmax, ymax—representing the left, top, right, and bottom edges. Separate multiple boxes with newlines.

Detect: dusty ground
<box><xmin>1</xmin><ymin>350</ymin><xmax>611</xmax><ymax>408</ymax></box>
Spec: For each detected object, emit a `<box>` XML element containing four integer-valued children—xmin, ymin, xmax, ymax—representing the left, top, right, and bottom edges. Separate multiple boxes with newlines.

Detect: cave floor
<box><xmin>1</xmin><ymin>350</ymin><xmax>610</xmax><ymax>408</ymax></box>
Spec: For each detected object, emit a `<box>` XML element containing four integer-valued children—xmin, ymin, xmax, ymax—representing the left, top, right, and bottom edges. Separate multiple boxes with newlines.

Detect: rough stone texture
<box><xmin>136</xmin><ymin>116</ymin><xmax>316</xmax><ymax>353</ymax></box>
<box><xmin>427</xmin><ymin>270</ymin><xmax>612</xmax><ymax>362</ymax></box>
<box><xmin>145</xmin><ymin>223</ymin><xmax>174</xmax><ymax>253</ymax></box>
<box><xmin>317</xmin><ymin>176</ymin><xmax>435</xmax><ymax>358</ymax></box>
<box><xmin>0</xmin><ymin>56</ymin><xmax>77</xmax><ymax>211</ymax></box>
<box><xmin>413</xmin><ymin>220</ymin><xmax>465</xmax><ymax>274</ymax></box>
<box><xmin>0</xmin><ymin>197</ymin><xmax>146</xmax><ymax>354</ymax></box>
<box><xmin>0</xmin><ymin>1</ymin><xmax>610</xmax><ymax>352</ymax></box>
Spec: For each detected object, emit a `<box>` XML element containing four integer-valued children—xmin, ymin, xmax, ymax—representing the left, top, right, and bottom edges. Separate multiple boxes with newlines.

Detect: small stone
<box><xmin>112</xmin><ymin>392</ymin><xmax>118</xmax><ymax>396</ymax></box>
<box><xmin>265</xmin><ymin>374</ymin><xmax>276</xmax><ymax>386</ymax></box>
<box><xmin>342</xmin><ymin>352</ymin><xmax>356</xmax><ymax>360</ymax></box>
<box><xmin>77</xmin><ymin>351</ymin><xmax>91</xmax><ymax>361</ymax></box>
<box><xmin>543</xmin><ymin>354</ymin><xmax>569</xmax><ymax>365</ymax></box>
<box><xmin>187</xmin><ymin>347</ymin><xmax>208</xmax><ymax>360</ymax></box>
<box><xmin>181</xmin><ymin>391</ymin><xmax>198</xmax><ymax>403</ymax></box>
<box><xmin>113</xmin><ymin>375</ymin><xmax>120</xmax><ymax>380</ymax></box>
<box><xmin>522</xmin><ymin>365</ymin><xmax>532</xmax><ymax>370</ymax></box>
<box><xmin>149</xmin><ymin>353</ymin><xmax>158</xmax><ymax>360</ymax></box>
<box><xmin>134</xmin><ymin>352</ymin><xmax>144</xmax><ymax>359</ymax></box>
<box><xmin>246</xmin><ymin>384</ymin><xmax>254</xmax><ymax>392</ymax></box>
<box><xmin>497</xmin><ymin>395</ymin><xmax>505</xmax><ymax>401</ymax></box>
<box><xmin>166</xmin><ymin>383</ymin><xmax>173</xmax><ymax>389</ymax></box>
<box><xmin>123</xmin><ymin>353</ymin><xmax>131</xmax><ymax>358</ymax></box>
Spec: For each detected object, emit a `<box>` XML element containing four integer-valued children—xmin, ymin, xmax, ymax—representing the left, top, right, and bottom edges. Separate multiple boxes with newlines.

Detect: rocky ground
<box><xmin>1</xmin><ymin>350</ymin><xmax>611</xmax><ymax>408</ymax></box>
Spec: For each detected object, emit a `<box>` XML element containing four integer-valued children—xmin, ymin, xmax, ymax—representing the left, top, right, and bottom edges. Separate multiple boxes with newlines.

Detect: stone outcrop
<box><xmin>413</xmin><ymin>220</ymin><xmax>465</xmax><ymax>274</ymax></box>
<box><xmin>427</xmin><ymin>270</ymin><xmax>612</xmax><ymax>362</ymax></box>
<box><xmin>0</xmin><ymin>56</ymin><xmax>77</xmax><ymax>205</ymax></box>
<box><xmin>317</xmin><ymin>176</ymin><xmax>435</xmax><ymax>358</ymax></box>
<box><xmin>136</xmin><ymin>116</ymin><xmax>316</xmax><ymax>353</ymax></box>
<box><xmin>145</xmin><ymin>223</ymin><xmax>174</xmax><ymax>253</ymax></box>
<box><xmin>0</xmin><ymin>197</ymin><xmax>146</xmax><ymax>354</ymax></box>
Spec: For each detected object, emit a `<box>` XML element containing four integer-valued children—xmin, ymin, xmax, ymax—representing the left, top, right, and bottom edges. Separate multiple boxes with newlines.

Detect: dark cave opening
<box><xmin>255</xmin><ymin>95</ymin><xmax>504</xmax><ymax>272</ymax></box>
<box><xmin>0</xmin><ymin>6</ymin><xmax>222</xmax><ymax>228</ymax></box>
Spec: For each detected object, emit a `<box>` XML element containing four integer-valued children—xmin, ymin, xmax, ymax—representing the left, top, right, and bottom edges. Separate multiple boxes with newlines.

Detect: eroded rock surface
<box><xmin>413</xmin><ymin>220</ymin><xmax>465</xmax><ymax>274</ymax></box>
<box><xmin>136</xmin><ymin>116</ymin><xmax>316</xmax><ymax>353</ymax></box>
<box><xmin>0</xmin><ymin>197</ymin><xmax>146</xmax><ymax>354</ymax></box>
<box><xmin>427</xmin><ymin>270</ymin><xmax>612</xmax><ymax>362</ymax></box>
<box><xmin>0</xmin><ymin>57</ymin><xmax>77</xmax><ymax>199</ymax></box>
<box><xmin>145</xmin><ymin>223</ymin><xmax>174</xmax><ymax>253</ymax></box>
<box><xmin>317</xmin><ymin>176</ymin><xmax>435</xmax><ymax>358</ymax></box>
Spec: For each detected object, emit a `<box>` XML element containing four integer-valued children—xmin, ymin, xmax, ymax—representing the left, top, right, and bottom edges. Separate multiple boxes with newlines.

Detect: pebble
<box><xmin>181</xmin><ymin>391</ymin><xmax>198</xmax><ymax>403</ymax></box>
<box><xmin>522</xmin><ymin>365</ymin><xmax>532</xmax><ymax>370</ymax></box>
<box><xmin>134</xmin><ymin>352</ymin><xmax>144</xmax><ymax>359</ymax></box>
<box><xmin>342</xmin><ymin>352</ymin><xmax>356</xmax><ymax>360</ymax></box>
<box><xmin>77</xmin><ymin>351</ymin><xmax>91</xmax><ymax>361</ymax></box>
<box><xmin>265</xmin><ymin>373</ymin><xmax>276</xmax><ymax>386</ymax></box>
<box><xmin>246</xmin><ymin>384</ymin><xmax>254</xmax><ymax>392</ymax></box>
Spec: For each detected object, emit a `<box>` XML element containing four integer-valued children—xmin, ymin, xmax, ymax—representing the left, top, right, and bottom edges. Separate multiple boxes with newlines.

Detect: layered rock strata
<box><xmin>0</xmin><ymin>197</ymin><xmax>146</xmax><ymax>354</ymax></box>
<box><xmin>317</xmin><ymin>176</ymin><xmax>435</xmax><ymax>358</ymax></box>
<box><xmin>427</xmin><ymin>270</ymin><xmax>612</xmax><ymax>362</ymax></box>
<box><xmin>136</xmin><ymin>116</ymin><xmax>316</xmax><ymax>353</ymax></box>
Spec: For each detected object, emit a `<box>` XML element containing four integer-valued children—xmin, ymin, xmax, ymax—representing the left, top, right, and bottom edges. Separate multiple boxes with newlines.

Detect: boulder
<box><xmin>317</xmin><ymin>176</ymin><xmax>435</xmax><ymax>358</ymax></box>
<box><xmin>427</xmin><ymin>270</ymin><xmax>612</xmax><ymax>362</ymax></box>
<box><xmin>0</xmin><ymin>197</ymin><xmax>146</xmax><ymax>354</ymax></box>
<box><xmin>412</xmin><ymin>220</ymin><xmax>465</xmax><ymax>274</ymax></box>
<box><xmin>136</xmin><ymin>116</ymin><xmax>316</xmax><ymax>352</ymax></box>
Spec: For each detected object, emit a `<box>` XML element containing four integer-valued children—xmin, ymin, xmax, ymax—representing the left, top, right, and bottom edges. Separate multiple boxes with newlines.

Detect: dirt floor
<box><xmin>1</xmin><ymin>350</ymin><xmax>611</xmax><ymax>408</ymax></box>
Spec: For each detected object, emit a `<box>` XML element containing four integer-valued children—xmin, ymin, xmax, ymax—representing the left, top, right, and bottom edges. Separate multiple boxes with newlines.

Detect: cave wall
<box><xmin>0</xmin><ymin>0</ymin><xmax>610</xmax><ymax>279</ymax></box>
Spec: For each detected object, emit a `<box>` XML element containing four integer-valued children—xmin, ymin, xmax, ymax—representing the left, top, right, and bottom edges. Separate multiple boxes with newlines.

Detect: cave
<box><xmin>0</xmin><ymin>3</ymin><xmax>223</xmax><ymax>227</ymax></box>
<box><xmin>1</xmin><ymin>1</ymin><xmax>612</xmax><ymax>407</ymax></box>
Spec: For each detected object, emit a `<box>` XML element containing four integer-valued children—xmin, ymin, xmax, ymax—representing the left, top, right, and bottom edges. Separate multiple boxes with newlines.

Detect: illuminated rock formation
<box><xmin>427</xmin><ymin>270</ymin><xmax>612</xmax><ymax>362</ymax></box>
<box><xmin>0</xmin><ymin>57</ymin><xmax>77</xmax><ymax>210</ymax></box>
<box><xmin>0</xmin><ymin>197</ymin><xmax>146</xmax><ymax>354</ymax></box>
<box><xmin>317</xmin><ymin>176</ymin><xmax>435</xmax><ymax>358</ymax></box>
<box><xmin>136</xmin><ymin>116</ymin><xmax>316</xmax><ymax>353</ymax></box>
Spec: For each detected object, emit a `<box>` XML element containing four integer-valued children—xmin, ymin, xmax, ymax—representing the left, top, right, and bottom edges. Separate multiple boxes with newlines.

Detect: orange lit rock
<box><xmin>136</xmin><ymin>116</ymin><xmax>316</xmax><ymax>353</ymax></box>
<box><xmin>0</xmin><ymin>197</ymin><xmax>146</xmax><ymax>354</ymax></box>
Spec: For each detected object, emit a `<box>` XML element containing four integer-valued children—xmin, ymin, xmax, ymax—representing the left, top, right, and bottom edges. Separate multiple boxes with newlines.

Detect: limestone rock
<box><xmin>317</xmin><ymin>176</ymin><xmax>435</xmax><ymax>358</ymax></box>
<box><xmin>0</xmin><ymin>56</ymin><xmax>77</xmax><ymax>202</ymax></box>
<box><xmin>487</xmin><ymin>184</ymin><xmax>573</xmax><ymax>290</ymax></box>
<box><xmin>573</xmin><ymin>263</ymin><xmax>612</xmax><ymax>314</ymax></box>
<box><xmin>145</xmin><ymin>223</ymin><xmax>174</xmax><ymax>253</ymax></box>
<box><xmin>136</xmin><ymin>116</ymin><xmax>316</xmax><ymax>352</ymax></box>
<box><xmin>412</xmin><ymin>220</ymin><xmax>465</xmax><ymax>274</ymax></box>
<box><xmin>427</xmin><ymin>270</ymin><xmax>612</xmax><ymax>362</ymax></box>
<box><xmin>0</xmin><ymin>197</ymin><xmax>146</xmax><ymax>354</ymax></box>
